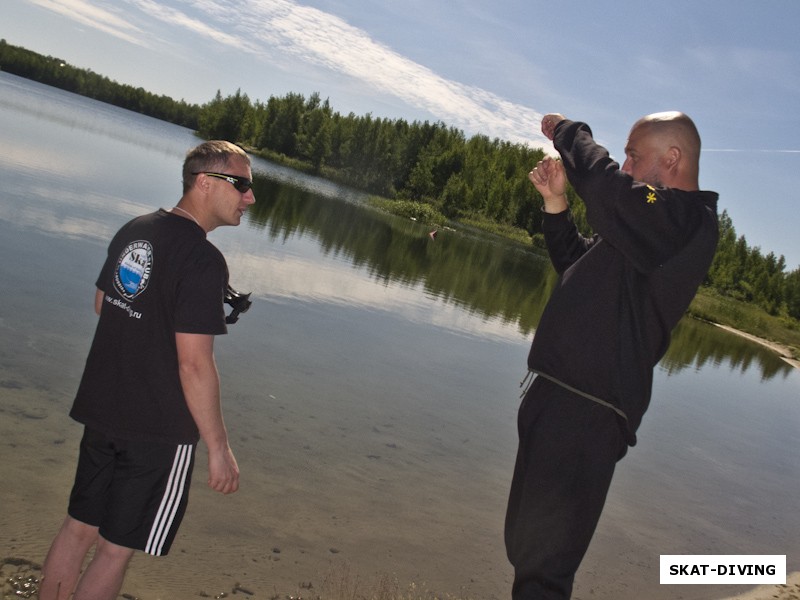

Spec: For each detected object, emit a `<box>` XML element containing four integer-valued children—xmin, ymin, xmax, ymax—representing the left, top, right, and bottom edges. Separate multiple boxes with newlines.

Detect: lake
<box><xmin>0</xmin><ymin>71</ymin><xmax>798</xmax><ymax>600</ymax></box>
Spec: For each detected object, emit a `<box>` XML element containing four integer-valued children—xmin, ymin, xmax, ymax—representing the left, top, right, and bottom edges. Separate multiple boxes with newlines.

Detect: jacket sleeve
<box><xmin>554</xmin><ymin>120</ymin><xmax>705</xmax><ymax>274</ymax></box>
<box><xmin>541</xmin><ymin>209</ymin><xmax>598</xmax><ymax>275</ymax></box>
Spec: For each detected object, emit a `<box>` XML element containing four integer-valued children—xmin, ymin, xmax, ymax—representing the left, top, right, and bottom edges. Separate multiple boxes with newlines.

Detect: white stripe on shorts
<box><xmin>145</xmin><ymin>444</ymin><xmax>193</xmax><ymax>556</ymax></box>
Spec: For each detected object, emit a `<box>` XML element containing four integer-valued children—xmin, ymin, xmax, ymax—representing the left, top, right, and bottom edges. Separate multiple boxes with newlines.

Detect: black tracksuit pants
<box><xmin>505</xmin><ymin>376</ymin><xmax>628</xmax><ymax>599</ymax></box>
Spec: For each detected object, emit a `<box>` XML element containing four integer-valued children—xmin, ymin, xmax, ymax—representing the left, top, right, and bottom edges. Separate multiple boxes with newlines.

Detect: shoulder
<box><xmin>640</xmin><ymin>185</ymin><xmax>718</xmax><ymax>209</ymax></box>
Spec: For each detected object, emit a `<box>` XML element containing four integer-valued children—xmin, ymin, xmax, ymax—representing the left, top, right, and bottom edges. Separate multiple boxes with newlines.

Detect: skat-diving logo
<box><xmin>113</xmin><ymin>240</ymin><xmax>153</xmax><ymax>300</ymax></box>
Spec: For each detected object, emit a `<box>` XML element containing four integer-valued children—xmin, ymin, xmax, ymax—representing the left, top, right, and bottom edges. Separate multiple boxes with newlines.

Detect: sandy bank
<box><xmin>712</xmin><ymin>323</ymin><xmax>800</xmax><ymax>370</ymax></box>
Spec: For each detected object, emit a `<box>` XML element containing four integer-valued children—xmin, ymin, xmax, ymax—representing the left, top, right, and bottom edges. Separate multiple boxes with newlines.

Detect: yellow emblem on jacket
<box><xmin>645</xmin><ymin>185</ymin><xmax>657</xmax><ymax>204</ymax></box>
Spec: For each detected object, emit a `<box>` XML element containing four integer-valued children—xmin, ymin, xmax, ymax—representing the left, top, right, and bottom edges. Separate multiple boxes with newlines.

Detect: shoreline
<box><xmin>711</xmin><ymin>322</ymin><xmax>800</xmax><ymax>370</ymax></box>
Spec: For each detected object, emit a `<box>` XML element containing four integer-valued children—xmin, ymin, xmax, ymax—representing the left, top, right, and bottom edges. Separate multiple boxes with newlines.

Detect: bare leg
<box><xmin>72</xmin><ymin>535</ymin><xmax>135</xmax><ymax>600</ymax></box>
<box><xmin>39</xmin><ymin>516</ymin><xmax>99</xmax><ymax>600</ymax></box>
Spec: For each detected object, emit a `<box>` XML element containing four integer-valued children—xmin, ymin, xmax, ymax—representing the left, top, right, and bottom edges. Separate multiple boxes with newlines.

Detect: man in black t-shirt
<box><xmin>40</xmin><ymin>141</ymin><xmax>256</xmax><ymax>600</ymax></box>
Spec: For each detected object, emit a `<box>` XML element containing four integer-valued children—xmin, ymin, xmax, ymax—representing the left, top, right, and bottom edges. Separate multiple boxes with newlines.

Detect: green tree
<box><xmin>266</xmin><ymin>92</ymin><xmax>306</xmax><ymax>156</ymax></box>
<box><xmin>0</xmin><ymin>40</ymin><xmax>200</xmax><ymax>128</ymax></box>
<box><xmin>297</xmin><ymin>93</ymin><xmax>333</xmax><ymax>172</ymax></box>
<box><xmin>197</xmin><ymin>89</ymin><xmax>252</xmax><ymax>142</ymax></box>
<box><xmin>785</xmin><ymin>268</ymin><xmax>800</xmax><ymax>320</ymax></box>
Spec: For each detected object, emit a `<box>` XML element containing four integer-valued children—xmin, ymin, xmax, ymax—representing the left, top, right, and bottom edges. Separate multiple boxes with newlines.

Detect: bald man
<box><xmin>505</xmin><ymin>113</ymin><xmax>719</xmax><ymax>599</ymax></box>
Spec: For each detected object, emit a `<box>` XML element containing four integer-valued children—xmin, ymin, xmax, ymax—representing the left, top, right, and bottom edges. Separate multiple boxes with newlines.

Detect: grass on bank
<box><xmin>367</xmin><ymin>197</ymin><xmax>448</xmax><ymax>226</ymax></box>
<box><xmin>689</xmin><ymin>289</ymin><xmax>800</xmax><ymax>360</ymax></box>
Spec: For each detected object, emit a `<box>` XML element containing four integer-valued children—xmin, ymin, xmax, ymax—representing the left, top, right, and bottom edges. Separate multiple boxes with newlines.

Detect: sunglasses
<box><xmin>194</xmin><ymin>171</ymin><xmax>253</xmax><ymax>193</ymax></box>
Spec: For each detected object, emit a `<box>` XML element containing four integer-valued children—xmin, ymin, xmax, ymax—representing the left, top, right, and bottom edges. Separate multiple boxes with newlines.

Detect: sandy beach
<box><xmin>3</xmin><ymin>552</ymin><xmax>798</xmax><ymax>599</ymax></box>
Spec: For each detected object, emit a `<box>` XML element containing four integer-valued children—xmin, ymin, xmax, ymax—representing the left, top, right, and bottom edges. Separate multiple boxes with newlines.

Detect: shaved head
<box><xmin>633</xmin><ymin>112</ymin><xmax>701</xmax><ymax>166</ymax></box>
<box><xmin>623</xmin><ymin>111</ymin><xmax>702</xmax><ymax>190</ymax></box>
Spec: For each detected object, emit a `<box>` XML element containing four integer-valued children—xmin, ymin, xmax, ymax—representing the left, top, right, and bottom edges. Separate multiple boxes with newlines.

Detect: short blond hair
<box><xmin>182</xmin><ymin>141</ymin><xmax>249</xmax><ymax>193</ymax></box>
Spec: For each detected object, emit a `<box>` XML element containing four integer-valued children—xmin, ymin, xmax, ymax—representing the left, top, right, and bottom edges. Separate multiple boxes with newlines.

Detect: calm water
<box><xmin>1</xmin><ymin>72</ymin><xmax>798</xmax><ymax>600</ymax></box>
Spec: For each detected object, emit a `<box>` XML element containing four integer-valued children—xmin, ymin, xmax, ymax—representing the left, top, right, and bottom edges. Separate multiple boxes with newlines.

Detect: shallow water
<box><xmin>1</xmin><ymin>72</ymin><xmax>798</xmax><ymax>600</ymax></box>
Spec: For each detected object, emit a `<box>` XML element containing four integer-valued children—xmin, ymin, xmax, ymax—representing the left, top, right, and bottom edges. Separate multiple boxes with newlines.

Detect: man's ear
<box><xmin>195</xmin><ymin>172</ymin><xmax>211</xmax><ymax>193</ymax></box>
<box><xmin>665</xmin><ymin>146</ymin><xmax>681</xmax><ymax>174</ymax></box>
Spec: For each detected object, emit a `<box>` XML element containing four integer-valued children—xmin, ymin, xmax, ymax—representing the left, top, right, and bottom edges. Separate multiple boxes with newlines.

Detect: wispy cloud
<box><xmin>35</xmin><ymin>0</ymin><xmax>548</xmax><ymax>146</ymax></box>
<box><xmin>27</xmin><ymin>0</ymin><xmax>147</xmax><ymax>47</ymax></box>
<box><xmin>230</xmin><ymin>0</ymin><xmax>548</xmax><ymax>145</ymax></box>
<box><xmin>687</xmin><ymin>45</ymin><xmax>800</xmax><ymax>92</ymax></box>
<box><xmin>125</xmin><ymin>0</ymin><xmax>264</xmax><ymax>54</ymax></box>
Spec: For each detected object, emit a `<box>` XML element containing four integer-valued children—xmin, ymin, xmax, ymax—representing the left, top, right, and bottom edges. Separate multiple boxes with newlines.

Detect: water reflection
<box><xmin>249</xmin><ymin>176</ymin><xmax>558</xmax><ymax>332</ymax></box>
<box><xmin>662</xmin><ymin>318</ymin><xmax>794</xmax><ymax>380</ymax></box>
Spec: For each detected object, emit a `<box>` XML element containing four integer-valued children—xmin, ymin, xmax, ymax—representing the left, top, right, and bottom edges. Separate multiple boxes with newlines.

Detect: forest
<box><xmin>2</xmin><ymin>40</ymin><xmax>799</xmax><ymax>323</ymax></box>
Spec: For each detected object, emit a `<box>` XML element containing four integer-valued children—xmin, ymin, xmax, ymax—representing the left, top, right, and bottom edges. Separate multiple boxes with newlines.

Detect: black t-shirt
<box><xmin>71</xmin><ymin>209</ymin><xmax>228</xmax><ymax>444</ymax></box>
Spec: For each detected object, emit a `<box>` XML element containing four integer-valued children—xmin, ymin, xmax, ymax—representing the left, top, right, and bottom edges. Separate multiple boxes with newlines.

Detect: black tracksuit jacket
<box><xmin>527</xmin><ymin>120</ymin><xmax>719</xmax><ymax>445</ymax></box>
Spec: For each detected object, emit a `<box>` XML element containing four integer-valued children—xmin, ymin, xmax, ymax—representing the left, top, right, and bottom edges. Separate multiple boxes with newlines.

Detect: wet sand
<box><xmin>2</xmin><ymin>385</ymin><xmax>796</xmax><ymax>600</ymax></box>
<box><xmin>717</xmin><ymin>572</ymin><xmax>800</xmax><ymax>600</ymax></box>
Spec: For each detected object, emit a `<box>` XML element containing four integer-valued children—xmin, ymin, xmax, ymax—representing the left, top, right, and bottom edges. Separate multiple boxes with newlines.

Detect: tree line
<box><xmin>2</xmin><ymin>40</ymin><xmax>798</xmax><ymax>321</ymax></box>
<box><xmin>0</xmin><ymin>40</ymin><xmax>199</xmax><ymax>128</ymax></box>
<box><xmin>196</xmin><ymin>88</ymin><xmax>573</xmax><ymax>239</ymax></box>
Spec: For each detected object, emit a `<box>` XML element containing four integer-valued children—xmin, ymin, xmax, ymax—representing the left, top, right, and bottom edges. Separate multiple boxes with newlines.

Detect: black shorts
<box><xmin>68</xmin><ymin>427</ymin><xmax>196</xmax><ymax>556</ymax></box>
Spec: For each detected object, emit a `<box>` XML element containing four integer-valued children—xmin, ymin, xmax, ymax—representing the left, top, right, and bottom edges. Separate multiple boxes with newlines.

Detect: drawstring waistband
<box><xmin>519</xmin><ymin>369</ymin><xmax>535</xmax><ymax>398</ymax></box>
<box><xmin>517</xmin><ymin>369</ymin><xmax>629</xmax><ymax>423</ymax></box>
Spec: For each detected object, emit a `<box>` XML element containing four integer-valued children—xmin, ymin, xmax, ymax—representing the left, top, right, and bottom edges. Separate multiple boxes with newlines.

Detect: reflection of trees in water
<box><xmin>248</xmin><ymin>174</ymin><xmax>791</xmax><ymax>381</ymax></box>
<box><xmin>248</xmin><ymin>176</ymin><xmax>556</xmax><ymax>335</ymax></box>
<box><xmin>662</xmin><ymin>318</ymin><xmax>793</xmax><ymax>381</ymax></box>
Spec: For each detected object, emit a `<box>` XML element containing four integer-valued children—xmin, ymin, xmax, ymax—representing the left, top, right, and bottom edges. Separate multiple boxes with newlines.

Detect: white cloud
<box><xmin>125</xmin><ymin>0</ymin><xmax>265</xmax><ymax>54</ymax></box>
<box><xmin>26</xmin><ymin>0</ymin><xmax>148</xmax><ymax>47</ymax></box>
<box><xmin>25</xmin><ymin>0</ymin><xmax>549</xmax><ymax>145</ymax></box>
<box><xmin>230</xmin><ymin>0</ymin><xmax>547</xmax><ymax>145</ymax></box>
<box><xmin>46</xmin><ymin>0</ymin><xmax>545</xmax><ymax>146</ymax></box>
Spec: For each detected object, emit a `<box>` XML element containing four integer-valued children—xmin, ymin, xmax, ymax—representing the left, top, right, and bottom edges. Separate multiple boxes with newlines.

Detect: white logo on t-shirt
<box><xmin>114</xmin><ymin>240</ymin><xmax>153</xmax><ymax>300</ymax></box>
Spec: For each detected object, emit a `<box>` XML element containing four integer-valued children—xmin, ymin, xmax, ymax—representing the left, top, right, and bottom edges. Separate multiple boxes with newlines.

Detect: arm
<box><xmin>175</xmin><ymin>332</ymin><xmax>239</xmax><ymax>495</ymax></box>
<box><xmin>94</xmin><ymin>288</ymin><xmax>104</xmax><ymax>315</ymax></box>
<box><xmin>529</xmin><ymin>123</ymin><xmax>595</xmax><ymax>272</ymax></box>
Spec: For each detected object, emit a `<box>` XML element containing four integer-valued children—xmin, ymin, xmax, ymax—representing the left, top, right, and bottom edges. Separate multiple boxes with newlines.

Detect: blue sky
<box><xmin>4</xmin><ymin>0</ymin><xmax>800</xmax><ymax>268</ymax></box>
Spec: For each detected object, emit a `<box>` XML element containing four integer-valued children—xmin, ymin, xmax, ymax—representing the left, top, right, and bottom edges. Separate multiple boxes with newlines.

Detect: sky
<box><xmin>4</xmin><ymin>0</ymin><xmax>800</xmax><ymax>269</ymax></box>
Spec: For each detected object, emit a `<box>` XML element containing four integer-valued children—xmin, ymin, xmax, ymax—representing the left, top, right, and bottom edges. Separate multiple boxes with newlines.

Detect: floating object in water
<box><xmin>429</xmin><ymin>230</ymin><xmax>438</xmax><ymax>240</ymax></box>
